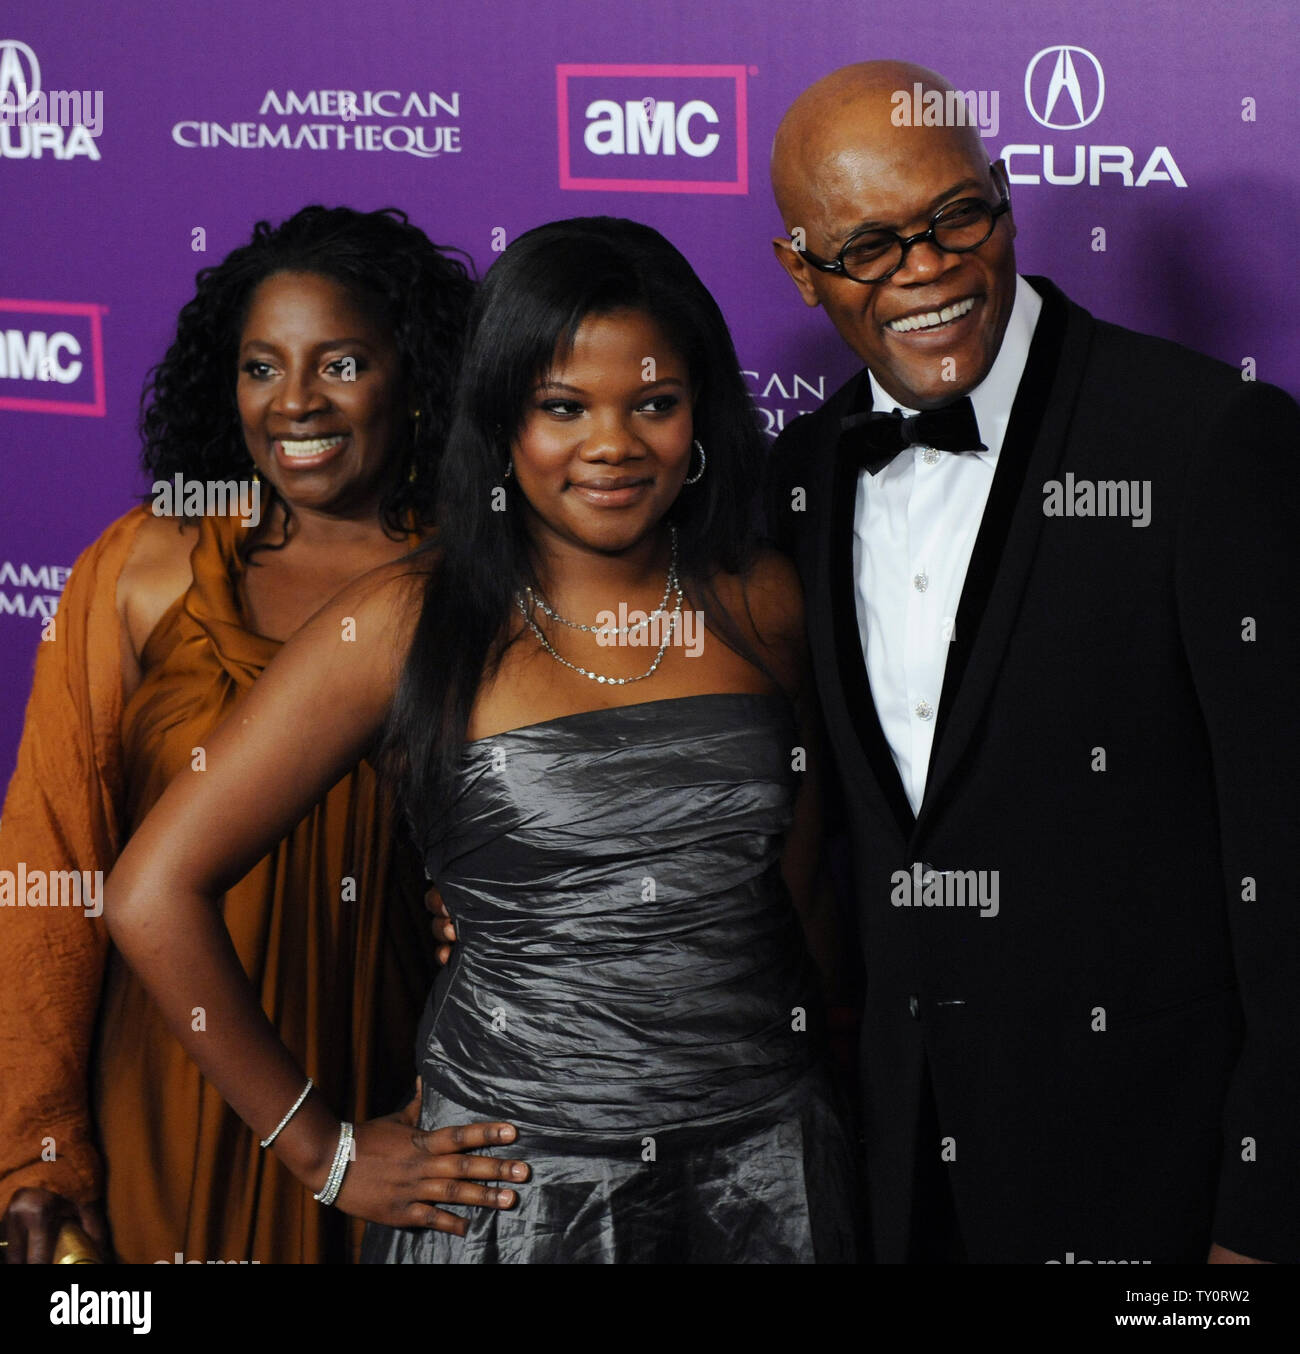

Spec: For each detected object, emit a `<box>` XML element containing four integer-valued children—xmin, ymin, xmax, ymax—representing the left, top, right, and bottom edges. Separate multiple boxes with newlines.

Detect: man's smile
<box><xmin>884</xmin><ymin>295</ymin><xmax>978</xmax><ymax>334</ymax></box>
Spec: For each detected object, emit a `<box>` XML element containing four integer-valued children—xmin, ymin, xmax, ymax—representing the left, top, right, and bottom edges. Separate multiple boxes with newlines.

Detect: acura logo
<box><xmin>1024</xmin><ymin>45</ymin><xmax>1104</xmax><ymax>130</ymax></box>
<box><xmin>0</xmin><ymin>39</ymin><xmax>40</xmax><ymax>116</ymax></box>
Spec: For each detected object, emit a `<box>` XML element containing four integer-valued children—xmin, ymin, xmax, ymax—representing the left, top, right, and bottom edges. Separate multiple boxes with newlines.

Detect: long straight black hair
<box><xmin>382</xmin><ymin>216</ymin><xmax>768</xmax><ymax>845</ymax></box>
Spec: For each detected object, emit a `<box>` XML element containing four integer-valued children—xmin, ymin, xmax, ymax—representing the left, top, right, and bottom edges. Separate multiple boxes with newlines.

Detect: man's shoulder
<box><xmin>769</xmin><ymin>367</ymin><xmax>864</xmax><ymax>463</ymax></box>
<box><xmin>761</xmin><ymin>371</ymin><xmax>861</xmax><ymax>554</ymax></box>
<box><xmin>1039</xmin><ymin>275</ymin><xmax>1286</xmax><ymax>412</ymax></box>
<box><xmin>1093</xmin><ymin>315</ymin><xmax>1240</xmax><ymax>390</ymax></box>
<box><xmin>762</xmin><ymin>368</ymin><xmax>863</xmax><ymax>549</ymax></box>
<box><xmin>1092</xmin><ymin>315</ymin><xmax>1296</xmax><ymax>433</ymax></box>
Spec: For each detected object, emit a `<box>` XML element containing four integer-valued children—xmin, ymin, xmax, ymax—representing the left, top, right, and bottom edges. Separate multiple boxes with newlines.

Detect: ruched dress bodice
<box><xmin>422</xmin><ymin>692</ymin><xmax>817</xmax><ymax>1142</ymax></box>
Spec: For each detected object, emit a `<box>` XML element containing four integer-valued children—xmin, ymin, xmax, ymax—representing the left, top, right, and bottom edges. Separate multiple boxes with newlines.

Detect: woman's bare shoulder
<box><xmin>116</xmin><ymin>511</ymin><xmax>199</xmax><ymax>633</ymax></box>
<box><xmin>745</xmin><ymin>547</ymin><xmax>805</xmax><ymax>622</ymax></box>
<box><xmin>714</xmin><ymin>548</ymin><xmax>805</xmax><ymax>641</ymax></box>
<box><xmin>120</xmin><ymin>511</ymin><xmax>200</xmax><ymax>575</ymax></box>
<box><xmin>326</xmin><ymin>543</ymin><xmax>439</xmax><ymax>644</ymax></box>
<box><xmin>116</xmin><ymin>512</ymin><xmax>201</xmax><ymax>656</ymax></box>
<box><xmin>708</xmin><ymin>548</ymin><xmax>807</xmax><ymax>695</ymax></box>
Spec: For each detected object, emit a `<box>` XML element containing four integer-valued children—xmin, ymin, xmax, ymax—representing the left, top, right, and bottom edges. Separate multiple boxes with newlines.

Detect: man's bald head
<box><xmin>771</xmin><ymin>61</ymin><xmax>987</xmax><ymax>232</ymax></box>
<box><xmin>768</xmin><ymin>60</ymin><xmax>1018</xmax><ymax>409</ymax></box>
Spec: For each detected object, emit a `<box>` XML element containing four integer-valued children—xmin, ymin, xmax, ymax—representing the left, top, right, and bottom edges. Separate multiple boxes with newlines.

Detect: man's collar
<box><xmin>866</xmin><ymin>274</ymin><xmax>1043</xmax><ymax>463</ymax></box>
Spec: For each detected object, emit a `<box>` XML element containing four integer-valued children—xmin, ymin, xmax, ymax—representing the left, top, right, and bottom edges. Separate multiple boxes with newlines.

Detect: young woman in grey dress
<box><xmin>103</xmin><ymin>217</ymin><xmax>861</xmax><ymax>1263</ymax></box>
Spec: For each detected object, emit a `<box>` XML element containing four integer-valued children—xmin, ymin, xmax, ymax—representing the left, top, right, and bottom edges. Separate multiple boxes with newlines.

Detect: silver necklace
<box><xmin>521</xmin><ymin>527</ymin><xmax>679</xmax><ymax>636</ymax></box>
<box><xmin>516</xmin><ymin>530</ymin><xmax>682</xmax><ymax>685</ymax></box>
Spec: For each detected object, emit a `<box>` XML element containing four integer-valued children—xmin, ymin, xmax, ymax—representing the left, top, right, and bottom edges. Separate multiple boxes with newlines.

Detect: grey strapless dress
<box><xmin>361</xmin><ymin>692</ymin><xmax>860</xmax><ymax>1264</ymax></box>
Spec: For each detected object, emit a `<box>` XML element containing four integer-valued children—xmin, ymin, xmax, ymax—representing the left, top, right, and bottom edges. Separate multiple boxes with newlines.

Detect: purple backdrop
<box><xmin>2</xmin><ymin>0</ymin><xmax>1296</xmax><ymax>782</ymax></box>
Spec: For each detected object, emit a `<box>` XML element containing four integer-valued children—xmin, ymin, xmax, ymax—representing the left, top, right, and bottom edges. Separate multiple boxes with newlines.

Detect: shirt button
<box><xmin>913</xmin><ymin>571</ymin><xmax>929</xmax><ymax>592</ymax></box>
<box><xmin>914</xmin><ymin>700</ymin><xmax>934</xmax><ymax>721</ymax></box>
<box><xmin>920</xmin><ymin>447</ymin><xmax>941</xmax><ymax>465</ymax></box>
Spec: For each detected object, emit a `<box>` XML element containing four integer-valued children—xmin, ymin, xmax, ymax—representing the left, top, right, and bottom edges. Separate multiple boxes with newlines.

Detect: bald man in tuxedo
<box><xmin>765</xmin><ymin>60</ymin><xmax>1300</xmax><ymax>1264</ymax></box>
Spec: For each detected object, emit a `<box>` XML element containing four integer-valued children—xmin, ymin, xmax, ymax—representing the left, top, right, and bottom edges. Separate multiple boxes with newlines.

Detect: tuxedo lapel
<box><xmin>916</xmin><ymin>277</ymin><xmax>1093</xmax><ymax>833</ymax></box>
<box><xmin>812</xmin><ymin>374</ymin><xmax>916</xmax><ymax>838</ymax></box>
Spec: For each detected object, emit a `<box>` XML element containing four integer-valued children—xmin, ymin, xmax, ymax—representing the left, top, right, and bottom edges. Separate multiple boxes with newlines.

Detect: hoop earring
<box><xmin>683</xmin><ymin>439</ymin><xmax>706</xmax><ymax>485</ymax></box>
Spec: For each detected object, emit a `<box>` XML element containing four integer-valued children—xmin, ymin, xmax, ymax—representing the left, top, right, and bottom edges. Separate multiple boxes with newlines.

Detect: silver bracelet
<box><xmin>260</xmin><ymin>1076</ymin><xmax>314</xmax><ymax>1148</ymax></box>
<box><xmin>313</xmin><ymin>1121</ymin><xmax>355</xmax><ymax>1207</ymax></box>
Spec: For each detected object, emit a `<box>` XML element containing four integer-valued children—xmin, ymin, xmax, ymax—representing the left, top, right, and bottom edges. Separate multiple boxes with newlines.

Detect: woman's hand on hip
<box><xmin>333</xmin><ymin>1085</ymin><xmax>529</xmax><ymax>1234</ymax></box>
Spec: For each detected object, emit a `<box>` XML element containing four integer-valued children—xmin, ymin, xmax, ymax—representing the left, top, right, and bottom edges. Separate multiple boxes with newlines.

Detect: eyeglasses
<box><xmin>793</xmin><ymin>180</ymin><xmax>1011</xmax><ymax>284</ymax></box>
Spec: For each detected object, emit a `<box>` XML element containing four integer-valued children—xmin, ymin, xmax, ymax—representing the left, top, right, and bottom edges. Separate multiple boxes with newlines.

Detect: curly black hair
<box><xmin>139</xmin><ymin>204</ymin><xmax>476</xmax><ymax>537</ymax></box>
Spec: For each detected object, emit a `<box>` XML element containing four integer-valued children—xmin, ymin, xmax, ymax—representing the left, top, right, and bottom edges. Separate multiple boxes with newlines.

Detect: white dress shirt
<box><xmin>853</xmin><ymin>274</ymin><xmax>1042</xmax><ymax>815</ymax></box>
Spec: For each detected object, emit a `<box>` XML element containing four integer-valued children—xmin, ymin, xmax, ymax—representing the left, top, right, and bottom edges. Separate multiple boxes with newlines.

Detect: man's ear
<box><xmin>772</xmin><ymin>236</ymin><xmax>822</xmax><ymax>309</ymax></box>
<box><xmin>991</xmin><ymin>158</ymin><xmax>1017</xmax><ymax>242</ymax></box>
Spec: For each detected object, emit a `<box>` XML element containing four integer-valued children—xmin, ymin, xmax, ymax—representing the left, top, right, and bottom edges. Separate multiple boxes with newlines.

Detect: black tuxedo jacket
<box><xmin>765</xmin><ymin>276</ymin><xmax>1300</xmax><ymax>1264</ymax></box>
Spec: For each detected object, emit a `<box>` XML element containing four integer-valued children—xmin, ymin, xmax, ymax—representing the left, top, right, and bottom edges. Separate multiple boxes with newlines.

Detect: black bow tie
<box><xmin>840</xmin><ymin>396</ymin><xmax>987</xmax><ymax>475</ymax></box>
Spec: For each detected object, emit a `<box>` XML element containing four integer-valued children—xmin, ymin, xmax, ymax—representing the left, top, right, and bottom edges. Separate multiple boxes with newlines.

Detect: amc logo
<box><xmin>0</xmin><ymin>298</ymin><xmax>107</xmax><ymax>416</ymax></box>
<box><xmin>557</xmin><ymin>63</ymin><xmax>748</xmax><ymax>194</ymax></box>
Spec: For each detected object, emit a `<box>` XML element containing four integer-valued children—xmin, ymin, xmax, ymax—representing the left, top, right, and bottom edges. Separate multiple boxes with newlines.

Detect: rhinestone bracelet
<box><xmin>313</xmin><ymin>1121</ymin><xmax>355</xmax><ymax>1207</ymax></box>
<box><xmin>259</xmin><ymin>1076</ymin><xmax>313</xmax><ymax>1148</ymax></box>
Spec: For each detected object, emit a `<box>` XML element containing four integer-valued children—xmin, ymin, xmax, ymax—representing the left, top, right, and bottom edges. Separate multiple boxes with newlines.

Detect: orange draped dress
<box><xmin>0</xmin><ymin>506</ymin><xmax>432</xmax><ymax>1263</ymax></box>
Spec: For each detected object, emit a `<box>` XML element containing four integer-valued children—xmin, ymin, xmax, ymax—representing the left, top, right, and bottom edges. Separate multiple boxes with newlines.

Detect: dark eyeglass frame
<box><xmin>793</xmin><ymin>171</ymin><xmax>1012</xmax><ymax>284</ymax></box>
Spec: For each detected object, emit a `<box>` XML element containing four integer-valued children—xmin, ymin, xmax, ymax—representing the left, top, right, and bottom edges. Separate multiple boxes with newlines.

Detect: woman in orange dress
<box><xmin>0</xmin><ymin>205</ymin><xmax>518</xmax><ymax>1264</ymax></box>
